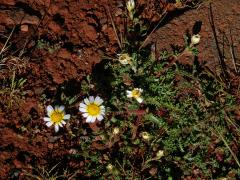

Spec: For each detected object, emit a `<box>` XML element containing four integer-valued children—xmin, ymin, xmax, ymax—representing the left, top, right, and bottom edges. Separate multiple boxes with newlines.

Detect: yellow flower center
<box><xmin>132</xmin><ymin>89</ymin><xmax>141</xmax><ymax>98</ymax></box>
<box><xmin>87</xmin><ymin>103</ymin><xmax>100</xmax><ymax>116</ymax></box>
<box><xmin>50</xmin><ymin>111</ymin><xmax>64</xmax><ymax>123</ymax></box>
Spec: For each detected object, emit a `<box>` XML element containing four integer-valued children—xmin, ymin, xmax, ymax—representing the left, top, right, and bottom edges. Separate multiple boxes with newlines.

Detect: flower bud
<box><xmin>191</xmin><ymin>34</ymin><xmax>201</xmax><ymax>46</ymax></box>
<box><xmin>118</xmin><ymin>53</ymin><xmax>132</xmax><ymax>65</ymax></box>
<box><xmin>107</xmin><ymin>164</ymin><xmax>113</xmax><ymax>171</ymax></box>
<box><xmin>113</xmin><ymin>127</ymin><xmax>120</xmax><ymax>135</ymax></box>
<box><xmin>141</xmin><ymin>131</ymin><xmax>151</xmax><ymax>140</ymax></box>
<box><xmin>126</xmin><ymin>0</ymin><xmax>135</xmax><ymax>13</ymax></box>
<box><xmin>156</xmin><ymin>150</ymin><xmax>164</xmax><ymax>159</ymax></box>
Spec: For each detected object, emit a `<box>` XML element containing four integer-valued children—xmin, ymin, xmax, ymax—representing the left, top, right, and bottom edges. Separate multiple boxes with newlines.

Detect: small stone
<box><xmin>13</xmin><ymin>159</ymin><xmax>22</xmax><ymax>168</ymax></box>
<box><xmin>21</xmin><ymin>25</ymin><xmax>28</xmax><ymax>32</ymax></box>
<box><xmin>149</xmin><ymin>167</ymin><xmax>158</xmax><ymax>176</ymax></box>
<box><xmin>48</xmin><ymin>136</ymin><xmax>59</xmax><ymax>143</ymax></box>
<box><xmin>47</xmin><ymin>143</ymin><xmax>54</xmax><ymax>149</ymax></box>
<box><xmin>69</xmin><ymin>149</ymin><xmax>77</xmax><ymax>154</ymax></box>
<box><xmin>1</xmin><ymin>0</ymin><xmax>15</xmax><ymax>5</ymax></box>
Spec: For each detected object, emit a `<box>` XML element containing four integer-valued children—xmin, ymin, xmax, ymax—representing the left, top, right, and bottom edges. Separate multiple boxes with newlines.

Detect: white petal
<box><xmin>80</xmin><ymin>103</ymin><xmax>87</xmax><ymax>108</ymax></box>
<box><xmin>43</xmin><ymin>117</ymin><xmax>51</xmax><ymax>122</ymax></box>
<box><xmin>64</xmin><ymin>114</ymin><xmax>70</xmax><ymax>120</ymax></box>
<box><xmin>101</xmin><ymin>107</ymin><xmax>105</xmax><ymax>112</ymax></box>
<box><xmin>86</xmin><ymin>116</ymin><xmax>93</xmax><ymax>123</ymax></box>
<box><xmin>91</xmin><ymin>116</ymin><xmax>97</xmax><ymax>123</ymax></box>
<box><xmin>136</xmin><ymin>97</ymin><xmax>143</xmax><ymax>103</ymax></box>
<box><xmin>58</xmin><ymin>122</ymin><xmax>63</xmax><ymax>127</ymax></box>
<box><xmin>61</xmin><ymin>121</ymin><xmax>66</xmax><ymax>125</ymax></box>
<box><xmin>126</xmin><ymin>90</ymin><xmax>131</xmax><ymax>94</ymax></box>
<box><xmin>58</xmin><ymin>105</ymin><xmax>65</xmax><ymax>112</ymax></box>
<box><xmin>46</xmin><ymin>121</ymin><xmax>53</xmax><ymax>127</ymax></box>
<box><xmin>79</xmin><ymin>107</ymin><xmax>87</xmax><ymax>113</ymax></box>
<box><xmin>139</xmin><ymin>88</ymin><xmax>143</xmax><ymax>92</ymax></box>
<box><xmin>126</xmin><ymin>91</ymin><xmax>132</xmax><ymax>97</ymax></box>
<box><xmin>89</xmin><ymin>96</ymin><xmax>94</xmax><ymax>103</ymax></box>
<box><xmin>84</xmin><ymin>98</ymin><xmax>90</xmax><ymax>105</ymax></box>
<box><xmin>55</xmin><ymin>124</ymin><xmax>59</xmax><ymax>132</ymax></box>
<box><xmin>101</xmin><ymin>109</ymin><xmax>105</xmax><ymax>114</ymax></box>
<box><xmin>97</xmin><ymin>115</ymin><xmax>104</xmax><ymax>121</ymax></box>
<box><xmin>100</xmin><ymin>107</ymin><xmax>105</xmax><ymax>113</ymax></box>
<box><xmin>47</xmin><ymin>105</ymin><xmax>54</xmax><ymax>116</ymax></box>
<box><xmin>82</xmin><ymin>113</ymin><xmax>89</xmax><ymax>118</ymax></box>
<box><xmin>94</xmin><ymin>96</ymin><xmax>103</xmax><ymax>105</ymax></box>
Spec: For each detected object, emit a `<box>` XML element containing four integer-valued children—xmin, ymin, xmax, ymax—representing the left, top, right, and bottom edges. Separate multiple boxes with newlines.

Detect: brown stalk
<box><xmin>229</xmin><ymin>28</ymin><xmax>238</xmax><ymax>73</ymax></box>
<box><xmin>208</xmin><ymin>3</ymin><xmax>229</xmax><ymax>83</ymax></box>
<box><xmin>106</xmin><ymin>2</ymin><xmax>122</xmax><ymax>50</ymax></box>
<box><xmin>139</xmin><ymin>9</ymin><xmax>168</xmax><ymax>50</ymax></box>
<box><xmin>0</xmin><ymin>27</ymin><xmax>15</xmax><ymax>57</ymax></box>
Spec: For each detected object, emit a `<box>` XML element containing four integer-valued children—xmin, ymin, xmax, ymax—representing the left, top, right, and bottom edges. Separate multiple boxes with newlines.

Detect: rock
<box><xmin>0</xmin><ymin>10</ymin><xmax>40</xmax><ymax>26</ymax></box>
<box><xmin>0</xmin><ymin>0</ymin><xmax>15</xmax><ymax>5</ymax></box>
<box><xmin>20</xmin><ymin>24</ymin><xmax>28</xmax><ymax>32</ymax></box>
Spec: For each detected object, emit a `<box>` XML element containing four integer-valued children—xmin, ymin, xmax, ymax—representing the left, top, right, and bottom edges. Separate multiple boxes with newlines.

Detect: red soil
<box><xmin>0</xmin><ymin>0</ymin><xmax>239</xmax><ymax>178</ymax></box>
<box><xmin>0</xmin><ymin>0</ymin><xmax>166</xmax><ymax>178</ymax></box>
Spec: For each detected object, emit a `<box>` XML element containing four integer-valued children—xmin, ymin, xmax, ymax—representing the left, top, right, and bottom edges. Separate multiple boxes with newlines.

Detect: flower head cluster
<box><xmin>44</xmin><ymin>88</ymin><xmax>143</xmax><ymax>132</ymax></box>
<box><xmin>44</xmin><ymin>105</ymin><xmax>70</xmax><ymax>132</ymax></box>
<box><xmin>127</xmin><ymin>88</ymin><xmax>143</xmax><ymax>103</ymax></box>
<box><xmin>79</xmin><ymin>96</ymin><xmax>105</xmax><ymax>123</ymax></box>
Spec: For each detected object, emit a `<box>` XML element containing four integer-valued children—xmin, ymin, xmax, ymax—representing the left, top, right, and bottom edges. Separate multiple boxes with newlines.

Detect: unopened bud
<box><xmin>126</xmin><ymin>0</ymin><xmax>135</xmax><ymax>13</ymax></box>
<box><xmin>191</xmin><ymin>34</ymin><xmax>201</xmax><ymax>46</ymax></box>
<box><xmin>141</xmin><ymin>132</ymin><xmax>151</xmax><ymax>140</ymax></box>
<box><xmin>156</xmin><ymin>150</ymin><xmax>164</xmax><ymax>159</ymax></box>
<box><xmin>118</xmin><ymin>53</ymin><xmax>132</xmax><ymax>65</ymax></box>
<box><xmin>107</xmin><ymin>164</ymin><xmax>113</xmax><ymax>171</ymax></box>
<box><xmin>113</xmin><ymin>127</ymin><xmax>120</xmax><ymax>135</ymax></box>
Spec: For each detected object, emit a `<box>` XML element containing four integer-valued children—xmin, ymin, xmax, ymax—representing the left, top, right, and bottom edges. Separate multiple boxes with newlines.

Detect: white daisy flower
<box><xmin>43</xmin><ymin>105</ymin><xmax>70</xmax><ymax>132</ymax></box>
<box><xmin>79</xmin><ymin>96</ymin><xmax>105</xmax><ymax>123</ymax></box>
<box><xmin>126</xmin><ymin>88</ymin><xmax>143</xmax><ymax>103</ymax></box>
